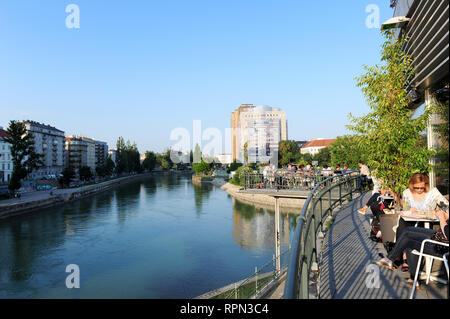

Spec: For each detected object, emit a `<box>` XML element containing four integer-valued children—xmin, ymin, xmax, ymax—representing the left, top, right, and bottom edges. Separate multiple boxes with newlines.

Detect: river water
<box><xmin>0</xmin><ymin>173</ymin><xmax>300</xmax><ymax>298</ymax></box>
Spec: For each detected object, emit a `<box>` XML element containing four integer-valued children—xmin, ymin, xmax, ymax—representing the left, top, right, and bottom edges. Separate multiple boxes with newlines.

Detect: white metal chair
<box><xmin>409</xmin><ymin>239</ymin><xmax>449</xmax><ymax>299</ymax></box>
<box><xmin>444</xmin><ymin>252</ymin><xmax>449</xmax><ymax>278</ymax></box>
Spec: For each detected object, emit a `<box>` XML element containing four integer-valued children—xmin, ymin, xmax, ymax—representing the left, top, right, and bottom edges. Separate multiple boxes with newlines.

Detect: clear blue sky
<box><xmin>0</xmin><ymin>0</ymin><xmax>393</xmax><ymax>154</ymax></box>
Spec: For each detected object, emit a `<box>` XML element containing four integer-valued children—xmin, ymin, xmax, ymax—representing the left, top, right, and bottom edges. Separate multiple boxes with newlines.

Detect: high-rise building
<box><xmin>95</xmin><ymin>140</ymin><xmax>108</xmax><ymax>167</ymax></box>
<box><xmin>22</xmin><ymin>120</ymin><xmax>65</xmax><ymax>179</ymax></box>
<box><xmin>231</xmin><ymin>104</ymin><xmax>288</xmax><ymax>164</ymax></box>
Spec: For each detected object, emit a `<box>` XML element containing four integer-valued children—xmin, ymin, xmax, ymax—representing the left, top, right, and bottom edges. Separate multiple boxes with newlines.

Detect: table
<box><xmin>396</xmin><ymin>211</ymin><xmax>444</xmax><ymax>284</ymax></box>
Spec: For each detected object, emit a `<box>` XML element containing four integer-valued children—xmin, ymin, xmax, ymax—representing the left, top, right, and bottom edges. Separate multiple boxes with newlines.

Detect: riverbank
<box><xmin>220</xmin><ymin>182</ymin><xmax>305</xmax><ymax>211</ymax></box>
<box><xmin>0</xmin><ymin>171</ymin><xmax>180</xmax><ymax>220</ymax></box>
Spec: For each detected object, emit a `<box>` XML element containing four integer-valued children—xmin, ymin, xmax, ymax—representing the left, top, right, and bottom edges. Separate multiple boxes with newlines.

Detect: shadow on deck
<box><xmin>318</xmin><ymin>192</ymin><xmax>448</xmax><ymax>299</ymax></box>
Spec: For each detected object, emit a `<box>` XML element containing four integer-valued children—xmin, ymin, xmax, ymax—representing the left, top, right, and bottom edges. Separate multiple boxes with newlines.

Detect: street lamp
<box><xmin>381</xmin><ymin>16</ymin><xmax>410</xmax><ymax>31</ymax></box>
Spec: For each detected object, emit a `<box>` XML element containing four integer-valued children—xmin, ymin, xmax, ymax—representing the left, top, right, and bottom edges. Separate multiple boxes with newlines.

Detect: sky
<box><xmin>0</xmin><ymin>0</ymin><xmax>394</xmax><ymax>154</ymax></box>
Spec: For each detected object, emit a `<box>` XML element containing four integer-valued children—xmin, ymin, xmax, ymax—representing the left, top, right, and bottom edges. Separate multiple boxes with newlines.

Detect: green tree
<box><xmin>60</xmin><ymin>167</ymin><xmax>75</xmax><ymax>187</ymax></box>
<box><xmin>4</xmin><ymin>121</ymin><xmax>43</xmax><ymax>192</ymax></box>
<box><xmin>348</xmin><ymin>31</ymin><xmax>434</xmax><ymax>207</ymax></box>
<box><xmin>243</xmin><ymin>142</ymin><xmax>249</xmax><ymax>164</ymax></box>
<box><xmin>329</xmin><ymin>135</ymin><xmax>367</xmax><ymax>169</ymax></box>
<box><xmin>142</xmin><ymin>151</ymin><xmax>156</xmax><ymax>171</ymax></box>
<box><xmin>313</xmin><ymin>147</ymin><xmax>331</xmax><ymax>167</ymax></box>
<box><xmin>79</xmin><ymin>166</ymin><xmax>93</xmax><ymax>181</ymax></box>
<box><xmin>278</xmin><ymin>140</ymin><xmax>301</xmax><ymax>166</ymax></box>
<box><xmin>193</xmin><ymin>159</ymin><xmax>211</xmax><ymax>176</ymax></box>
<box><xmin>193</xmin><ymin>144</ymin><xmax>202</xmax><ymax>164</ymax></box>
<box><xmin>228</xmin><ymin>160</ymin><xmax>242</xmax><ymax>173</ymax></box>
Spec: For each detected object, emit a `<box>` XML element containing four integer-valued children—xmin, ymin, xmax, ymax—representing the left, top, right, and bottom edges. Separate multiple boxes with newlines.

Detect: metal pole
<box><xmin>275</xmin><ymin>196</ymin><xmax>281</xmax><ymax>275</ymax></box>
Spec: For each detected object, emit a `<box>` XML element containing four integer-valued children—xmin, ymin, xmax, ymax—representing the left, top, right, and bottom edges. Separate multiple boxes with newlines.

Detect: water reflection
<box><xmin>232</xmin><ymin>198</ymin><xmax>298</xmax><ymax>252</ymax></box>
<box><xmin>0</xmin><ymin>174</ymin><xmax>301</xmax><ymax>298</ymax></box>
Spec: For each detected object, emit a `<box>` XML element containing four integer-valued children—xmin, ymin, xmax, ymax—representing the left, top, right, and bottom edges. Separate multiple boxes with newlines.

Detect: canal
<box><xmin>0</xmin><ymin>173</ymin><xmax>300</xmax><ymax>298</ymax></box>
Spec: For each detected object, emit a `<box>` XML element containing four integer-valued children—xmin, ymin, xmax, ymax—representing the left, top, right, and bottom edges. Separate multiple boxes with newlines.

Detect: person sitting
<box><xmin>376</xmin><ymin>209</ymin><xmax>448</xmax><ymax>289</ymax></box>
<box><xmin>395</xmin><ymin>173</ymin><xmax>449</xmax><ymax>272</ymax></box>
<box><xmin>357</xmin><ymin>186</ymin><xmax>392</xmax><ymax>216</ymax></box>
<box><xmin>341</xmin><ymin>164</ymin><xmax>349</xmax><ymax>175</ymax></box>
<box><xmin>322</xmin><ymin>164</ymin><xmax>332</xmax><ymax>177</ymax></box>
<box><xmin>334</xmin><ymin>164</ymin><xmax>342</xmax><ymax>175</ymax></box>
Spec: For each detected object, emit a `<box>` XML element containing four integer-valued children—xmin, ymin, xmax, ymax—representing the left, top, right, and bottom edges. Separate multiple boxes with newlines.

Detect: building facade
<box><xmin>231</xmin><ymin>104</ymin><xmax>288</xmax><ymax>164</ymax></box>
<box><xmin>79</xmin><ymin>136</ymin><xmax>96</xmax><ymax>171</ymax></box>
<box><xmin>0</xmin><ymin>128</ymin><xmax>13</xmax><ymax>183</ymax></box>
<box><xmin>95</xmin><ymin>140</ymin><xmax>108</xmax><ymax>168</ymax></box>
<box><xmin>392</xmin><ymin>0</ymin><xmax>449</xmax><ymax>193</ymax></box>
<box><xmin>301</xmin><ymin>138</ymin><xmax>335</xmax><ymax>156</ymax></box>
<box><xmin>65</xmin><ymin>136</ymin><xmax>88</xmax><ymax>174</ymax></box>
<box><xmin>23</xmin><ymin>120</ymin><xmax>65</xmax><ymax>179</ymax></box>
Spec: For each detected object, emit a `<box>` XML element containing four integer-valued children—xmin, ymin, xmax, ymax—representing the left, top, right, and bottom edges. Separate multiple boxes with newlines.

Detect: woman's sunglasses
<box><xmin>413</xmin><ymin>187</ymin><xmax>426</xmax><ymax>190</ymax></box>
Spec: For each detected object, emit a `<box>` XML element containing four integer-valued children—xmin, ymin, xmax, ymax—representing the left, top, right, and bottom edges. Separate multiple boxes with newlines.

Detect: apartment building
<box><xmin>231</xmin><ymin>104</ymin><xmax>288</xmax><ymax>163</ymax></box>
<box><xmin>23</xmin><ymin>120</ymin><xmax>65</xmax><ymax>179</ymax></box>
<box><xmin>0</xmin><ymin>128</ymin><xmax>13</xmax><ymax>183</ymax></box>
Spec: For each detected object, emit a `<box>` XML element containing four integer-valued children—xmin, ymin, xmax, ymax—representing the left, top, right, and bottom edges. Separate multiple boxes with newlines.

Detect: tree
<box><xmin>329</xmin><ymin>135</ymin><xmax>367</xmax><ymax>169</ymax></box>
<box><xmin>228</xmin><ymin>160</ymin><xmax>242</xmax><ymax>173</ymax></box>
<box><xmin>193</xmin><ymin>144</ymin><xmax>202</xmax><ymax>164</ymax></box>
<box><xmin>348</xmin><ymin>31</ymin><xmax>434</xmax><ymax>208</ymax></box>
<box><xmin>4</xmin><ymin>121</ymin><xmax>43</xmax><ymax>193</ymax></box>
<box><xmin>313</xmin><ymin>147</ymin><xmax>331</xmax><ymax>167</ymax></box>
<box><xmin>79</xmin><ymin>166</ymin><xmax>93</xmax><ymax>181</ymax></box>
<box><xmin>60</xmin><ymin>167</ymin><xmax>75</xmax><ymax>187</ymax></box>
<box><xmin>278</xmin><ymin>140</ymin><xmax>301</xmax><ymax>167</ymax></box>
<box><xmin>142</xmin><ymin>151</ymin><xmax>156</xmax><ymax>172</ymax></box>
<box><xmin>243</xmin><ymin>142</ymin><xmax>249</xmax><ymax>164</ymax></box>
<box><xmin>193</xmin><ymin>159</ymin><xmax>211</xmax><ymax>176</ymax></box>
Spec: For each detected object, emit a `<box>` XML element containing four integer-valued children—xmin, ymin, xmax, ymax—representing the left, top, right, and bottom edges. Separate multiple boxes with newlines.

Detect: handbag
<box><xmin>431</xmin><ymin>220</ymin><xmax>449</xmax><ymax>254</ymax></box>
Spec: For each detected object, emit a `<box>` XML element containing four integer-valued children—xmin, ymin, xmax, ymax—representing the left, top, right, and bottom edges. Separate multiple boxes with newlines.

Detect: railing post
<box><xmin>275</xmin><ymin>197</ymin><xmax>281</xmax><ymax>276</ymax></box>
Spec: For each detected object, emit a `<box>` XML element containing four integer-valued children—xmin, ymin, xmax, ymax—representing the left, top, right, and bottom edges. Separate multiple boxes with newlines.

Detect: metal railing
<box><xmin>223</xmin><ymin>249</ymin><xmax>291</xmax><ymax>299</ymax></box>
<box><xmin>283</xmin><ymin>173</ymin><xmax>363</xmax><ymax>299</ymax></box>
<box><xmin>243</xmin><ymin>170</ymin><xmax>359</xmax><ymax>191</ymax></box>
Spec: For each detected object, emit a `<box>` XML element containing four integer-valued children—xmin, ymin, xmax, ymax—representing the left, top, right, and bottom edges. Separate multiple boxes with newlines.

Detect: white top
<box><xmin>402</xmin><ymin>187</ymin><xmax>449</xmax><ymax>212</ymax></box>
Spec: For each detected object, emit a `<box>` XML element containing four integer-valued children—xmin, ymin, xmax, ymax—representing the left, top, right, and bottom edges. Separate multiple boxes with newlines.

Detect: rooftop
<box><xmin>302</xmin><ymin>139</ymin><xmax>335</xmax><ymax>148</ymax></box>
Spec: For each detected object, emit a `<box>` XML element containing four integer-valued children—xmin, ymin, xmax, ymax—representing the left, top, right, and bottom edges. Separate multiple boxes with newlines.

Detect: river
<box><xmin>0</xmin><ymin>173</ymin><xmax>300</xmax><ymax>298</ymax></box>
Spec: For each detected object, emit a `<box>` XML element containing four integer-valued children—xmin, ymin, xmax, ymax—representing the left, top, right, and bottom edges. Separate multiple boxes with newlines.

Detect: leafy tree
<box><xmin>230</xmin><ymin>166</ymin><xmax>251</xmax><ymax>186</ymax></box>
<box><xmin>228</xmin><ymin>160</ymin><xmax>242</xmax><ymax>173</ymax></box>
<box><xmin>348</xmin><ymin>31</ymin><xmax>434</xmax><ymax>207</ymax></box>
<box><xmin>193</xmin><ymin>159</ymin><xmax>211</xmax><ymax>176</ymax></box>
<box><xmin>142</xmin><ymin>151</ymin><xmax>156</xmax><ymax>171</ymax></box>
<box><xmin>79</xmin><ymin>166</ymin><xmax>93</xmax><ymax>181</ymax></box>
<box><xmin>329</xmin><ymin>135</ymin><xmax>367</xmax><ymax>169</ymax></box>
<box><xmin>60</xmin><ymin>167</ymin><xmax>75</xmax><ymax>187</ymax></box>
<box><xmin>105</xmin><ymin>155</ymin><xmax>115</xmax><ymax>175</ymax></box>
<box><xmin>4</xmin><ymin>121</ymin><xmax>43</xmax><ymax>192</ymax></box>
<box><xmin>243</xmin><ymin>142</ymin><xmax>249</xmax><ymax>164</ymax></box>
<box><xmin>193</xmin><ymin>144</ymin><xmax>202</xmax><ymax>164</ymax></box>
<box><xmin>313</xmin><ymin>147</ymin><xmax>331</xmax><ymax>167</ymax></box>
<box><xmin>278</xmin><ymin>140</ymin><xmax>301</xmax><ymax>166</ymax></box>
